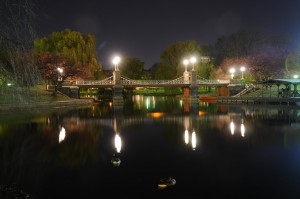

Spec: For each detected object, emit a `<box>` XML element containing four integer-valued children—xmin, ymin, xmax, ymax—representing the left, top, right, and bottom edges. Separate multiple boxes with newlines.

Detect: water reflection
<box><xmin>230</xmin><ymin>121</ymin><xmax>235</xmax><ymax>135</ymax></box>
<box><xmin>184</xmin><ymin>129</ymin><xmax>189</xmax><ymax>144</ymax></box>
<box><xmin>241</xmin><ymin>120</ymin><xmax>245</xmax><ymax>137</ymax></box>
<box><xmin>58</xmin><ymin>126</ymin><xmax>66</xmax><ymax>143</ymax></box>
<box><xmin>191</xmin><ymin>131</ymin><xmax>197</xmax><ymax>150</ymax></box>
<box><xmin>114</xmin><ymin>134</ymin><xmax>122</xmax><ymax>153</ymax></box>
<box><xmin>183</xmin><ymin>129</ymin><xmax>197</xmax><ymax>149</ymax></box>
<box><xmin>1</xmin><ymin>97</ymin><xmax>300</xmax><ymax>198</ymax></box>
<box><xmin>229</xmin><ymin>119</ymin><xmax>247</xmax><ymax>137</ymax></box>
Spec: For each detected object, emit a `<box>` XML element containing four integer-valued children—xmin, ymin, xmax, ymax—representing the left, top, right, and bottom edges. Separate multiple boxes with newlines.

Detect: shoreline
<box><xmin>0</xmin><ymin>98</ymin><xmax>94</xmax><ymax>112</ymax></box>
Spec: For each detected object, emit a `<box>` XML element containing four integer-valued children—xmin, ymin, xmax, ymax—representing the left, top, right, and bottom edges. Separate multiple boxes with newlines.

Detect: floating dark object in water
<box><xmin>111</xmin><ymin>157</ymin><xmax>121</xmax><ymax>167</ymax></box>
<box><xmin>157</xmin><ymin>177</ymin><xmax>176</xmax><ymax>190</ymax></box>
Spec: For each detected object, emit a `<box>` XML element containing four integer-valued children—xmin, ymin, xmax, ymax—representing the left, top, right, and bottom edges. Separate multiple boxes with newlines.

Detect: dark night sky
<box><xmin>36</xmin><ymin>0</ymin><xmax>300</xmax><ymax>69</ymax></box>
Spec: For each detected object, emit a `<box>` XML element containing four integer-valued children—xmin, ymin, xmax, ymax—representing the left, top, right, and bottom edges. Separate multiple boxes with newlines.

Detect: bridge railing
<box><xmin>75</xmin><ymin>75</ymin><xmax>228</xmax><ymax>86</ymax></box>
<box><xmin>121</xmin><ymin>76</ymin><xmax>186</xmax><ymax>85</ymax></box>
<box><xmin>76</xmin><ymin>76</ymin><xmax>114</xmax><ymax>85</ymax></box>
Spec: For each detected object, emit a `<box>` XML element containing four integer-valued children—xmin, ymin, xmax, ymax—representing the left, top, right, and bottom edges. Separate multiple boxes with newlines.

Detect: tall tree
<box><xmin>213</xmin><ymin>30</ymin><xmax>293</xmax><ymax>81</ymax></box>
<box><xmin>36</xmin><ymin>52</ymin><xmax>85</xmax><ymax>96</ymax></box>
<box><xmin>120</xmin><ymin>57</ymin><xmax>144</xmax><ymax>79</ymax></box>
<box><xmin>34</xmin><ymin>29</ymin><xmax>102</xmax><ymax>80</ymax></box>
<box><xmin>157</xmin><ymin>40</ymin><xmax>200</xmax><ymax>79</ymax></box>
<box><xmin>0</xmin><ymin>0</ymin><xmax>40</xmax><ymax>90</ymax></box>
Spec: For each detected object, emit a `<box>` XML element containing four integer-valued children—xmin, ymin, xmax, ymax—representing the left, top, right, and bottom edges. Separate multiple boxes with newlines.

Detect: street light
<box><xmin>57</xmin><ymin>67</ymin><xmax>63</xmax><ymax>81</ymax></box>
<box><xmin>240</xmin><ymin>66</ymin><xmax>246</xmax><ymax>79</ymax></box>
<box><xmin>113</xmin><ymin>56</ymin><xmax>121</xmax><ymax>71</ymax></box>
<box><xmin>190</xmin><ymin>57</ymin><xmax>196</xmax><ymax>71</ymax></box>
<box><xmin>183</xmin><ymin>59</ymin><xmax>189</xmax><ymax>72</ymax></box>
<box><xmin>293</xmin><ymin>74</ymin><xmax>299</xmax><ymax>79</ymax></box>
<box><xmin>229</xmin><ymin>68</ymin><xmax>236</xmax><ymax>80</ymax></box>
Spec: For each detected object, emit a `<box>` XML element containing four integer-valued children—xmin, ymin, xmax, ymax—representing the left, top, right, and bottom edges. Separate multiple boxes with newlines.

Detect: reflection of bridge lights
<box><xmin>191</xmin><ymin>131</ymin><xmax>196</xmax><ymax>150</ymax></box>
<box><xmin>184</xmin><ymin>129</ymin><xmax>189</xmax><ymax>144</ymax></box>
<box><xmin>198</xmin><ymin>111</ymin><xmax>206</xmax><ymax>116</ymax></box>
<box><xmin>230</xmin><ymin>121</ymin><xmax>235</xmax><ymax>135</ymax></box>
<box><xmin>115</xmin><ymin>134</ymin><xmax>122</xmax><ymax>153</ymax></box>
<box><xmin>199</xmin><ymin>102</ymin><xmax>209</xmax><ymax>107</ymax></box>
<box><xmin>146</xmin><ymin>97</ymin><xmax>150</xmax><ymax>109</ymax></box>
<box><xmin>241</xmin><ymin>123</ymin><xmax>245</xmax><ymax>137</ymax></box>
<box><xmin>59</xmin><ymin>127</ymin><xmax>66</xmax><ymax>143</ymax></box>
<box><xmin>149</xmin><ymin>112</ymin><xmax>164</xmax><ymax>118</ymax></box>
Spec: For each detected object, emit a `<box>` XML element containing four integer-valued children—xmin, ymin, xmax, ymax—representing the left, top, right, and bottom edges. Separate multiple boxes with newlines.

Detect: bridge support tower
<box><xmin>113</xmin><ymin>70</ymin><xmax>124</xmax><ymax>104</ymax></box>
<box><xmin>189</xmin><ymin>69</ymin><xmax>199</xmax><ymax>103</ymax></box>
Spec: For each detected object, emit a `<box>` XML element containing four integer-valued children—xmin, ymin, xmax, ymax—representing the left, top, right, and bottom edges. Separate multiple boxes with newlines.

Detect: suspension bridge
<box><xmin>59</xmin><ymin>69</ymin><xmax>232</xmax><ymax>103</ymax></box>
<box><xmin>75</xmin><ymin>75</ymin><xmax>229</xmax><ymax>88</ymax></box>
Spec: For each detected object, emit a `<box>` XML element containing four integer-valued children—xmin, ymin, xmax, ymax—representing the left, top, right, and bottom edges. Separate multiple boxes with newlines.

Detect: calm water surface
<box><xmin>1</xmin><ymin>96</ymin><xmax>300</xmax><ymax>198</ymax></box>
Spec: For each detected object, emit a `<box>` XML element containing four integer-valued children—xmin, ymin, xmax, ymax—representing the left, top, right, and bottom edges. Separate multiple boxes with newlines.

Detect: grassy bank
<box><xmin>0</xmin><ymin>84</ymin><xmax>93</xmax><ymax>112</ymax></box>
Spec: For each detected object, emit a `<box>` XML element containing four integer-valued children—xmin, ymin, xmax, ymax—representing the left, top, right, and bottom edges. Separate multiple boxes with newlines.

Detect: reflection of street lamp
<box><xmin>184</xmin><ymin>129</ymin><xmax>189</xmax><ymax>144</ymax></box>
<box><xmin>115</xmin><ymin>134</ymin><xmax>122</xmax><ymax>153</ymax></box>
<box><xmin>240</xmin><ymin>66</ymin><xmax>246</xmax><ymax>79</ymax></box>
<box><xmin>183</xmin><ymin>59</ymin><xmax>189</xmax><ymax>72</ymax></box>
<box><xmin>229</xmin><ymin>68</ymin><xmax>236</xmax><ymax>80</ymax></box>
<box><xmin>191</xmin><ymin>130</ymin><xmax>196</xmax><ymax>150</ymax></box>
<box><xmin>190</xmin><ymin>57</ymin><xmax>196</xmax><ymax>71</ymax></box>
<box><xmin>113</xmin><ymin>56</ymin><xmax>121</xmax><ymax>71</ymax></box>
<box><xmin>230</xmin><ymin>121</ymin><xmax>235</xmax><ymax>135</ymax></box>
<box><xmin>293</xmin><ymin>75</ymin><xmax>299</xmax><ymax>79</ymax></box>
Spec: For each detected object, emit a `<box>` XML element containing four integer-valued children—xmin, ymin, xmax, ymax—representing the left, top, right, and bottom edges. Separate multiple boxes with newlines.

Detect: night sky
<box><xmin>36</xmin><ymin>0</ymin><xmax>300</xmax><ymax>69</ymax></box>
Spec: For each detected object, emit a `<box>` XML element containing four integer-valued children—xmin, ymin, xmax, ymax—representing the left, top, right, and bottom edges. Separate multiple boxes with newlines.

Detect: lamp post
<box><xmin>240</xmin><ymin>66</ymin><xmax>246</xmax><ymax>79</ymax></box>
<box><xmin>113</xmin><ymin>56</ymin><xmax>121</xmax><ymax>71</ymax></box>
<box><xmin>183</xmin><ymin>59</ymin><xmax>189</xmax><ymax>72</ymax></box>
<box><xmin>229</xmin><ymin>68</ymin><xmax>236</xmax><ymax>80</ymax></box>
<box><xmin>190</xmin><ymin>57</ymin><xmax>196</xmax><ymax>71</ymax></box>
<box><xmin>57</xmin><ymin>67</ymin><xmax>63</xmax><ymax>81</ymax></box>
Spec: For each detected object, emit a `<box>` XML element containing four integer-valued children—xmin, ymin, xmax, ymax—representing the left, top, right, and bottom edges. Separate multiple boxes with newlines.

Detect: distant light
<box><xmin>240</xmin><ymin>66</ymin><xmax>246</xmax><ymax>72</ymax></box>
<box><xmin>57</xmin><ymin>67</ymin><xmax>63</xmax><ymax>73</ymax></box>
<box><xmin>229</xmin><ymin>68</ymin><xmax>236</xmax><ymax>80</ymax></box>
<box><xmin>190</xmin><ymin>57</ymin><xmax>196</xmax><ymax>71</ymax></box>
<box><xmin>183</xmin><ymin>59</ymin><xmax>189</xmax><ymax>66</ymax></box>
<box><xmin>229</xmin><ymin>68</ymin><xmax>236</xmax><ymax>74</ymax></box>
<box><xmin>190</xmin><ymin>57</ymin><xmax>196</xmax><ymax>64</ymax></box>
<box><xmin>183</xmin><ymin>59</ymin><xmax>189</xmax><ymax>72</ymax></box>
<box><xmin>112</xmin><ymin>56</ymin><xmax>121</xmax><ymax>65</ymax></box>
<box><xmin>7</xmin><ymin>83</ymin><xmax>12</xmax><ymax>86</ymax></box>
<box><xmin>293</xmin><ymin>75</ymin><xmax>299</xmax><ymax>79</ymax></box>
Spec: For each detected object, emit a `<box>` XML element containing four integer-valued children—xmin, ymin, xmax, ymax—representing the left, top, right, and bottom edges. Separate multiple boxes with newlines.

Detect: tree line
<box><xmin>1</xmin><ymin>0</ymin><xmax>300</xmax><ymax>100</ymax></box>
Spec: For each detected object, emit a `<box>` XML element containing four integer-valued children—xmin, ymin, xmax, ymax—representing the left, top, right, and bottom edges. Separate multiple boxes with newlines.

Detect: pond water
<box><xmin>1</xmin><ymin>95</ymin><xmax>300</xmax><ymax>198</ymax></box>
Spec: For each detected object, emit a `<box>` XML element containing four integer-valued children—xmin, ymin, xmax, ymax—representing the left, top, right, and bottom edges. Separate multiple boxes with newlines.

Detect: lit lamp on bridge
<box><xmin>240</xmin><ymin>66</ymin><xmax>246</xmax><ymax>79</ymax></box>
<box><xmin>229</xmin><ymin>68</ymin><xmax>236</xmax><ymax>80</ymax></box>
<box><xmin>183</xmin><ymin>59</ymin><xmax>189</xmax><ymax>72</ymax></box>
<box><xmin>113</xmin><ymin>56</ymin><xmax>121</xmax><ymax>71</ymax></box>
<box><xmin>190</xmin><ymin>57</ymin><xmax>196</xmax><ymax>71</ymax></box>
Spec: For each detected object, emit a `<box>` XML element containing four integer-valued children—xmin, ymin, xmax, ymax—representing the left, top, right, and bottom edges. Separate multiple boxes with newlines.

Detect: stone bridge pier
<box><xmin>112</xmin><ymin>70</ymin><xmax>124</xmax><ymax>104</ymax></box>
<box><xmin>189</xmin><ymin>70</ymin><xmax>199</xmax><ymax>102</ymax></box>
